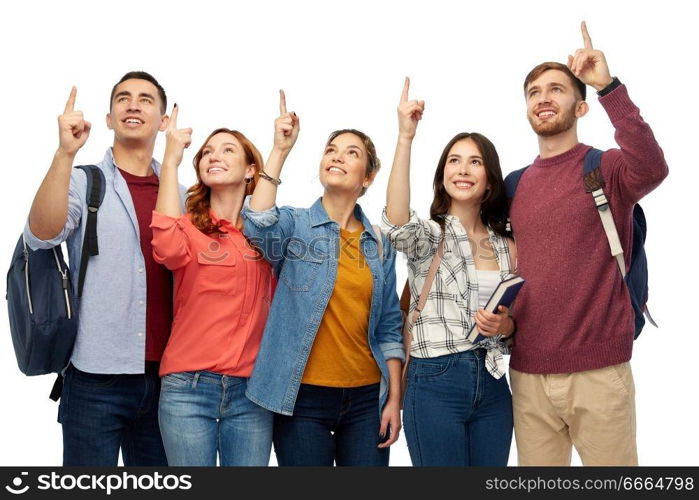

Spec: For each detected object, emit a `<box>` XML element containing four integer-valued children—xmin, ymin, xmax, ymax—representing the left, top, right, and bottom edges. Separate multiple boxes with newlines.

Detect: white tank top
<box><xmin>476</xmin><ymin>270</ymin><xmax>501</xmax><ymax>310</ymax></box>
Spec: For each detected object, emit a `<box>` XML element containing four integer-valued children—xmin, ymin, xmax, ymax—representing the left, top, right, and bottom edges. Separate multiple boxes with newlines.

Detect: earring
<box><xmin>244</xmin><ymin>177</ymin><xmax>252</xmax><ymax>185</ymax></box>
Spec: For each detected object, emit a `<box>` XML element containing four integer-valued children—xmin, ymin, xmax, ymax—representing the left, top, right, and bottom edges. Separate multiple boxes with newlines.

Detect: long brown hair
<box><xmin>429</xmin><ymin>132</ymin><xmax>508</xmax><ymax>237</ymax></box>
<box><xmin>186</xmin><ymin>128</ymin><xmax>263</xmax><ymax>234</ymax></box>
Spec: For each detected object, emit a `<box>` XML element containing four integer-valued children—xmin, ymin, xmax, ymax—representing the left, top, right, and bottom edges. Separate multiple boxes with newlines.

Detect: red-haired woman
<box><xmin>150</xmin><ymin>105</ymin><xmax>274</xmax><ymax>466</ymax></box>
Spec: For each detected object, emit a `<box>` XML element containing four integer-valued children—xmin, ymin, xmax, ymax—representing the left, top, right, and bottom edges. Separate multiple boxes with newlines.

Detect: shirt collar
<box><xmin>308</xmin><ymin>197</ymin><xmax>378</xmax><ymax>242</ymax></box>
<box><xmin>105</xmin><ymin>147</ymin><xmax>162</xmax><ymax>177</ymax></box>
<box><xmin>208</xmin><ymin>209</ymin><xmax>237</xmax><ymax>233</ymax></box>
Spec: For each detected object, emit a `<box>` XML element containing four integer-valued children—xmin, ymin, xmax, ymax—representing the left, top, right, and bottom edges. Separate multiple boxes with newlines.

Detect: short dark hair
<box><xmin>110</xmin><ymin>71</ymin><xmax>167</xmax><ymax>113</ymax></box>
<box><xmin>430</xmin><ymin>132</ymin><xmax>508</xmax><ymax>237</ymax></box>
<box><xmin>523</xmin><ymin>62</ymin><xmax>586</xmax><ymax>101</ymax></box>
<box><xmin>325</xmin><ymin>128</ymin><xmax>381</xmax><ymax>197</ymax></box>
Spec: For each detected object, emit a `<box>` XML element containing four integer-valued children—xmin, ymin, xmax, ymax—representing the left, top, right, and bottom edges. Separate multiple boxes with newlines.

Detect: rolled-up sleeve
<box><xmin>380</xmin><ymin>207</ymin><xmax>440</xmax><ymax>261</ymax></box>
<box><xmin>23</xmin><ymin>168</ymin><xmax>85</xmax><ymax>250</ymax></box>
<box><xmin>150</xmin><ymin>211</ymin><xmax>192</xmax><ymax>270</ymax></box>
<box><xmin>242</xmin><ymin>195</ymin><xmax>296</xmax><ymax>270</ymax></box>
<box><xmin>376</xmin><ymin>233</ymin><xmax>406</xmax><ymax>363</ymax></box>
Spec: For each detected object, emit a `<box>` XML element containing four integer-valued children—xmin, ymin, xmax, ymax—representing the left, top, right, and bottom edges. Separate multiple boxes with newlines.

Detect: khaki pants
<box><xmin>510</xmin><ymin>362</ymin><xmax>637</xmax><ymax>466</ymax></box>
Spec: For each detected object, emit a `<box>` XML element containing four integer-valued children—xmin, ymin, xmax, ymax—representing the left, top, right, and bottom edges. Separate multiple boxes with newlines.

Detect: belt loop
<box><xmin>192</xmin><ymin>372</ymin><xmax>200</xmax><ymax>389</ymax></box>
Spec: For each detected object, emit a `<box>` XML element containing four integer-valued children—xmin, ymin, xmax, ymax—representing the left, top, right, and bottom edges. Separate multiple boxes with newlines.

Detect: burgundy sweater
<box><xmin>509</xmin><ymin>84</ymin><xmax>668</xmax><ymax>374</ymax></box>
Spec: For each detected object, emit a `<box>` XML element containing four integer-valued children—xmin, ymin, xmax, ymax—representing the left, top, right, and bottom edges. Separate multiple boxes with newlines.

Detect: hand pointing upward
<box><xmin>397</xmin><ymin>77</ymin><xmax>425</xmax><ymax>141</ymax></box>
<box><xmin>58</xmin><ymin>86</ymin><xmax>92</xmax><ymax>155</ymax></box>
<box><xmin>567</xmin><ymin>21</ymin><xmax>614</xmax><ymax>92</ymax></box>
<box><xmin>273</xmin><ymin>90</ymin><xmax>300</xmax><ymax>153</ymax></box>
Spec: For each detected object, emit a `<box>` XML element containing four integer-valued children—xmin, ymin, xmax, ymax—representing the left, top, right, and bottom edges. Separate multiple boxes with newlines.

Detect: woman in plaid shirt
<box><xmin>381</xmin><ymin>78</ymin><xmax>517</xmax><ymax>466</ymax></box>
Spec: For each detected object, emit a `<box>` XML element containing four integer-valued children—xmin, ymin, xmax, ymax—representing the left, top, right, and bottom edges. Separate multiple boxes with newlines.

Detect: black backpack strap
<box><xmin>49</xmin><ymin>374</ymin><xmax>64</xmax><ymax>402</ymax></box>
<box><xmin>75</xmin><ymin>165</ymin><xmax>105</xmax><ymax>297</ymax></box>
<box><xmin>504</xmin><ymin>166</ymin><xmax>530</xmax><ymax>234</ymax></box>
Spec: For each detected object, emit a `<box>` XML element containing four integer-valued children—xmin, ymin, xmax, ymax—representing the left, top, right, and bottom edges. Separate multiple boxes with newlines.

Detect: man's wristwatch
<box><xmin>598</xmin><ymin>76</ymin><xmax>621</xmax><ymax>97</ymax></box>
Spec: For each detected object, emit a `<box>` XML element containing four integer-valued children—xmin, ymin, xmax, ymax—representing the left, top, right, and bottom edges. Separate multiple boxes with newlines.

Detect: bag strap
<box><xmin>75</xmin><ymin>165</ymin><xmax>105</xmax><ymax>297</ymax></box>
<box><xmin>402</xmin><ymin>238</ymin><xmax>445</xmax><ymax>370</ymax></box>
<box><xmin>584</xmin><ymin>149</ymin><xmax>658</xmax><ymax>328</ymax></box>
<box><xmin>582</xmin><ymin>148</ymin><xmax>626</xmax><ymax>277</ymax></box>
<box><xmin>504</xmin><ymin>165</ymin><xmax>530</xmax><ymax>234</ymax></box>
<box><xmin>411</xmin><ymin>239</ymin><xmax>445</xmax><ymax>324</ymax></box>
<box><xmin>504</xmin><ymin>166</ymin><xmax>529</xmax><ymax>200</ymax></box>
<box><xmin>49</xmin><ymin>375</ymin><xmax>64</xmax><ymax>402</ymax></box>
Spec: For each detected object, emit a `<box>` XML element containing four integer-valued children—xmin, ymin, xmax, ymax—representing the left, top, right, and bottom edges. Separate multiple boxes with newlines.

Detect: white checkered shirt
<box><xmin>381</xmin><ymin>208</ymin><xmax>515</xmax><ymax>379</ymax></box>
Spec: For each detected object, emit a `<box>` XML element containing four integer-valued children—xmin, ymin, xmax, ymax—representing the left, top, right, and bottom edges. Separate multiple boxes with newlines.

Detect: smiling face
<box><xmin>197</xmin><ymin>132</ymin><xmax>255</xmax><ymax>189</ymax></box>
<box><xmin>319</xmin><ymin>132</ymin><xmax>374</xmax><ymax>196</ymax></box>
<box><xmin>442</xmin><ymin>138</ymin><xmax>490</xmax><ymax>205</ymax></box>
<box><xmin>106</xmin><ymin>78</ymin><xmax>167</xmax><ymax>144</ymax></box>
<box><xmin>525</xmin><ymin>69</ymin><xmax>587</xmax><ymax>137</ymax></box>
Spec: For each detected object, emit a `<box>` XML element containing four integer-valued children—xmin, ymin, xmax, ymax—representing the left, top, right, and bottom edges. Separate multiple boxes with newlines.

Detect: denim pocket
<box><xmin>161</xmin><ymin>372</ymin><xmax>194</xmax><ymax>389</ymax></box>
<box><xmin>411</xmin><ymin>358</ymin><xmax>451</xmax><ymax>378</ymax></box>
<box><xmin>280</xmin><ymin>239</ymin><xmax>326</xmax><ymax>292</ymax></box>
<box><xmin>71</xmin><ymin>367</ymin><xmax>119</xmax><ymax>388</ymax></box>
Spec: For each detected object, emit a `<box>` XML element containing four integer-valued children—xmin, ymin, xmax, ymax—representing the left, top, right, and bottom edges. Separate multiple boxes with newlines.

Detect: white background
<box><xmin>0</xmin><ymin>0</ymin><xmax>696</xmax><ymax>466</ymax></box>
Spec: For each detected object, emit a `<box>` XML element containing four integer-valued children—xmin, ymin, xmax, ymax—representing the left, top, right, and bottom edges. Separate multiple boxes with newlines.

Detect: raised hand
<box><xmin>57</xmin><ymin>87</ymin><xmax>91</xmax><ymax>155</ymax></box>
<box><xmin>273</xmin><ymin>90</ymin><xmax>300</xmax><ymax>153</ymax></box>
<box><xmin>398</xmin><ymin>77</ymin><xmax>425</xmax><ymax>141</ymax></box>
<box><xmin>567</xmin><ymin>21</ymin><xmax>613</xmax><ymax>92</ymax></box>
<box><xmin>163</xmin><ymin>104</ymin><xmax>192</xmax><ymax>168</ymax></box>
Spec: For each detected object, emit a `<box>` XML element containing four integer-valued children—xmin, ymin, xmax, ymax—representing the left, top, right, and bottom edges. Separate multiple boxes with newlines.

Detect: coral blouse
<box><xmin>150</xmin><ymin>210</ymin><xmax>274</xmax><ymax>377</ymax></box>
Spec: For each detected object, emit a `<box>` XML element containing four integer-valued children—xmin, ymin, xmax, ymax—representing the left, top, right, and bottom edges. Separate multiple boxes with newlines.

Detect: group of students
<box><xmin>23</xmin><ymin>22</ymin><xmax>668</xmax><ymax>467</ymax></box>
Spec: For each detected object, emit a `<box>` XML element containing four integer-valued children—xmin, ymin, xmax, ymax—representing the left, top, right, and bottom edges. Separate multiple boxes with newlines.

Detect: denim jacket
<box><xmin>241</xmin><ymin>196</ymin><xmax>405</xmax><ymax>416</ymax></box>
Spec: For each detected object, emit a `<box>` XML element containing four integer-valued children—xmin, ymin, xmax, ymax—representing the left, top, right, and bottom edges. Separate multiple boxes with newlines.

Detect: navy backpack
<box><xmin>6</xmin><ymin>165</ymin><xmax>105</xmax><ymax>383</ymax></box>
<box><xmin>504</xmin><ymin>148</ymin><xmax>657</xmax><ymax>339</ymax></box>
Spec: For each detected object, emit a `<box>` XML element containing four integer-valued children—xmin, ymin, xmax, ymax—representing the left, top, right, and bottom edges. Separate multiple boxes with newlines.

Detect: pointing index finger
<box><xmin>279</xmin><ymin>90</ymin><xmax>287</xmax><ymax>115</ymax></box>
<box><xmin>168</xmin><ymin>104</ymin><xmax>179</xmax><ymax>130</ymax></box>
<box><xmin>400</xmin><ymin>77</ymin><xmax>410</xmax><ymax>103</ymax></box>
<box><xmin>581</xmin><ymin>20</ymin><xmax>593</xmax><ymax>49</ymax></box>
<box><xmin>64</xmin><ymin>86</ymin><xmax>77</xmax><ymax>113</ymax></box>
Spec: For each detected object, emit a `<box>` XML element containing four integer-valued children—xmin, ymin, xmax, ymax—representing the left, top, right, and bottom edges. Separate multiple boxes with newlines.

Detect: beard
<box><xmin>528</xmin><ymin>104</ymin><xmax>576</xmax><ymax>137</ymax></box>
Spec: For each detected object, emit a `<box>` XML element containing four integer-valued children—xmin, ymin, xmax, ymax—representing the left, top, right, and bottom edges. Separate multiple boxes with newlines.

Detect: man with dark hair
<box><xmin>506</xmin><ymin>23</ymin><xmax>668</xmax><ymax>465</ymax></box>
<box><xmin>110</xmin><ymin>71</ymin><xmax>167</xmax><ymax>114</ymax></box>
<box><xmin>24</xmin><ymin>71</ymin><xmax>184</xmax><ymax>466</ymax></box>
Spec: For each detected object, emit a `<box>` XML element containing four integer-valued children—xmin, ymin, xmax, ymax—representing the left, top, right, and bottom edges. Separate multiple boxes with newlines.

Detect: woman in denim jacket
<box><xmin>242</xmin><ymin>91</ymin><xmax>405</xmax><ymax>466</ymax></box>
<box><xmin>381</xmin><ymin>79</ymin><xmax>516</xmax><ymax>466</ymax></box>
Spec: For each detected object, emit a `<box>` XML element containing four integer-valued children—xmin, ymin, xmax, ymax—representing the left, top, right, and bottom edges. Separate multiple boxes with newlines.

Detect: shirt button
<box><xmin>138</xmin><ymin>267</ymin><xmax>144</xmax><ymax>273</ymax></box>
<box><xmin>139</xmin><ymin>300</ymin><xmax>144</xmax><ymax>306</ymax></box>
<box><xmin>137</xmin><ymin>332</ymin><xmax>144</xmax><ymax>337</ymax></box>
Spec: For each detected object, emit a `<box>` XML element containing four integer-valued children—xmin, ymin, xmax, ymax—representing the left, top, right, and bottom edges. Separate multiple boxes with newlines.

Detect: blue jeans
<box><xmin>403</xmin><ymin>349</ymin><xmax>513</xmax><ymax>466</ymax></box>
<box><xmin>273</xmin><ymin>383</ymin><xmax>389</xmax><ymax>466</ymax></box>
<box><xmin>158</xmin><ymin>371</ymin><xmax>273</xmax><ymax>466</ymax></box>
<box><xmin>59</xmin><ymin>363</ymin><xmax>167</xmax><ymax>466</ymax></box>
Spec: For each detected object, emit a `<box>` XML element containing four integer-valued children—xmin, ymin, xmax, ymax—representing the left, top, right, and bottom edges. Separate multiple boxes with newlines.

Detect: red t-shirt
<box><xmin>118</xmin><ymin>168</ymin><xmax>173</xmax><ymax>362</ymax></box>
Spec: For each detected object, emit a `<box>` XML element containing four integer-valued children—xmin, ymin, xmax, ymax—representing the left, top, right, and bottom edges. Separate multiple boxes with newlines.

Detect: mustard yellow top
<box><xmin>301</xmin><ymin>228</ymin><xmax>381</xmax><ymax>387</ymax></box>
